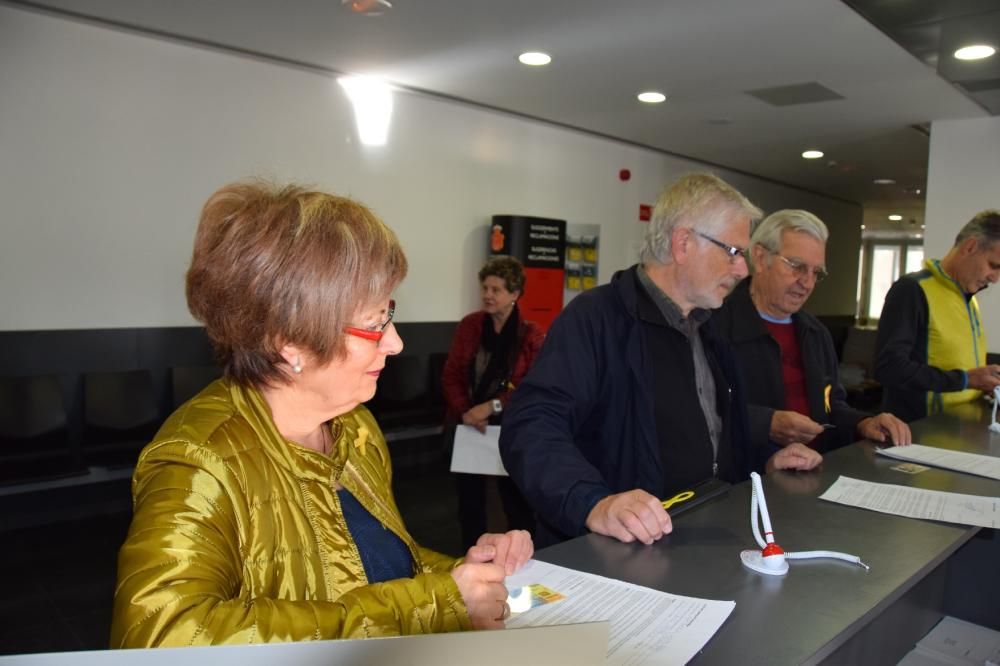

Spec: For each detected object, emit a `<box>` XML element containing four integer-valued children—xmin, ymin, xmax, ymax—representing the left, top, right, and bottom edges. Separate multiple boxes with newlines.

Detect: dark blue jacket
<box><xmin>499</xmin><ymin>266</ymin><xmax>761</xmax><ymax>544</ymax></box>
<box><xmin>714</xmin><ymin>279</ymin><xmax>868</xmax><ymax>451</ymax></box>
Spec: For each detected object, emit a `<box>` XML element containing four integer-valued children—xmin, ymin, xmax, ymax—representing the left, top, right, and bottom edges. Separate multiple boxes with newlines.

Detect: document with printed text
<box><xmin>504</xmin><ymin>559</ymin><xmax>734</xmax><ymax>665</ymax></box>
<box><xmin>877</xmin><ymin>444</ymin><xmax>1000</xmax><ymax>481</ymax></box>
<box><xmin>819</xmin><ymin>475</ymin><xmax>1000</xmax><ymax>528</ymax></box>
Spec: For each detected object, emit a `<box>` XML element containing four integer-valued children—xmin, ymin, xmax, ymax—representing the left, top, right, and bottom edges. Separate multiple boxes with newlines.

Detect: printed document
<box><xmin>819</xmin><ymin>475</ymin><xmax>1000</xmax><ymax>528</ymax></box>
<box><xmin>877</xmin><ymin>444</ymin><xmax>1000</xmax><ymax>481</ymax></box>
<box><xmin>504</xmin><ymin>559</ymin><xmax>734</xmax><ymax>665</ymax></box>
<box><xmin>450</xmin><ymin>425</ymin><xmax>508</xmax><ymax>476</ymax></box>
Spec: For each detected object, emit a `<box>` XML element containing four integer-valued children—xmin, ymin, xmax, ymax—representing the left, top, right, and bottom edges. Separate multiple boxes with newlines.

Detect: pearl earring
<box><xmin>292</xmin><ymin>357</ymin><xmax>302</xmax><ymax>374</ymax></box>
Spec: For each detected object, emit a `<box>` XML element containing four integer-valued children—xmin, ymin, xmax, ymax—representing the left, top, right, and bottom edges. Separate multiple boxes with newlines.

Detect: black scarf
<box><xmin>470</xmin><ymin>305</ymin><xmax>521</xmax><ymax>405</ymax></box>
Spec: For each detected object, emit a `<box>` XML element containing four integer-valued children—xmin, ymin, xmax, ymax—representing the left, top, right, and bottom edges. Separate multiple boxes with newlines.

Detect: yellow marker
<box><xmin>354</xmin><ymin>426</ymin><xmax>369</xmax><ymax>456</ymax></box>
<box><xmin>661</xmin><ymin>490</ymin><xmax>695</xmax><ymax>510</ymax></box>
<box><xmin>824</xmin><ymin>384</ymin><xmax>832</xmax><ymax>413</ymax></box>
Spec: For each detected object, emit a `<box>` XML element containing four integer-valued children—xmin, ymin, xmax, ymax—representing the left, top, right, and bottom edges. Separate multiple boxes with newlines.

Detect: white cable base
<box><xmin>741</xmin><ymin>472</ymin><xmax>869</xmax><ymax>576</ymax></box>
<box><xmin>740</xmin><ymin>550</ymin><xmax>788</xmax><ymax>575</ymax></box>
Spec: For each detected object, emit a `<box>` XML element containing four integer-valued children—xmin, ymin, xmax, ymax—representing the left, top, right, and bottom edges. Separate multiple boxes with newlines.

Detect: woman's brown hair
<box><xmin>186</xmin><ymin>180</ymin><xmax>407</xmax><ymax>386</ymax></box>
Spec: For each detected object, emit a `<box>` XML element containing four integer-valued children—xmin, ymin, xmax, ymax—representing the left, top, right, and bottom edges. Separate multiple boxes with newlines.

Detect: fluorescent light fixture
<box><xmin>637</xmin><ymin>91</ymin><xmax>666</xmax><ymax>104</ymax></box>
<box><xmin>801</xmin><ymin>150</ymin><xmax>824</xmax><ymax>159</ymax></box>
<box><xmin>338</xmin><ymin>76</ymin><xmax>393</xmax><ymax>146</ymax></box>
<box><xmin>954</xmin><ymin>45</ymin><xmax>996</xmax><ymax>60</ymax></box>
<box><xmin>873</xmin><ymin>178</ymin><xmax>896</xmax><ymax>185</ymax></box>
<box><xmin>888</xmin><ymin>214</ymin><xmax>903</xmax><ymax>221</ymax></box>
<box><xmin>518</xmin><ymin>52</ymin><xmax>551</xmax><ymax>66</ymax></box>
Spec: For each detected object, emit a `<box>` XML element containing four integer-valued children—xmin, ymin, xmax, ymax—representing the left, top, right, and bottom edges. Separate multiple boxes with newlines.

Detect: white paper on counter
<box><xmin>819</xmin><ymin>475</ymin><xmax>1000</xmax><ymax>528</ymax></box>
<box><xmin>504</xmin><ymin>559</ymin><xmax>735</xmax><ymax>665</ymax></box>
<box><xmin>877</xmin><ymin>444</ymin><xmax>1000</xmax><ymax>481</ymax></box>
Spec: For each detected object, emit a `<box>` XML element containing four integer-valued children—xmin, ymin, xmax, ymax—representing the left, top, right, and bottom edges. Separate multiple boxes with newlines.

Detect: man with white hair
<box><xmin>499</xmin><ymin>173</ymin><xmax>821</xmax><ymax>547</ymax></box>
<box><xmin>715</xmin><ymin>209</ymin><xmax>910</xmax><ymax>452</ymax></box>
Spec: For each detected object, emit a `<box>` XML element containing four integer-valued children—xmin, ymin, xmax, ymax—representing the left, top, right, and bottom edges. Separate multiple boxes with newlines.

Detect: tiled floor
<box><xmin>0</xmin><ymin>436</ymin><xmax>492</xmax><ymax>657</ymax></box>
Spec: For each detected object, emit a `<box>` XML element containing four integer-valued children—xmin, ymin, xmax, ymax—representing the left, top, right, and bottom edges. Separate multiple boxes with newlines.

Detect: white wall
<box><xmin>927</xmin><ymin>116</ymin><xmax>1000</xmax><ymax>352</ymax></box>
<box><xmin>0</xmin><ymin>6</ymin><xmax>861</xmax><ymax>330</ymax></box>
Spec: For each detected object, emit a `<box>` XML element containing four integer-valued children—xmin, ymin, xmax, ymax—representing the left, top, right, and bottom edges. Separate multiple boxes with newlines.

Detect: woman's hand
<box><xmin>465</xmin><ymin>530</ymin><xmax>534</xmax><ymax>575</ymax></box>
<box><xmin>461</xmin><ymin>402</ymin><xmax>494</xmax><ymax>433</ymax></box>
<box><xmin>450</xmin><ymin>562</ymin><xmax>509</xmax><ymax>629</ymax></box>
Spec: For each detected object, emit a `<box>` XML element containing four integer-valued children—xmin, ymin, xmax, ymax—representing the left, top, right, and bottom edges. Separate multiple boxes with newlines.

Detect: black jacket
<box><xmin>714</xmin><ymin>279</ymin><xmax>868</xmax><ymax>451</ymax></box>
<box><xmin>500</xmin><ymin>266</ymin><xmax>762</xmax><ymax>546</ymax></box>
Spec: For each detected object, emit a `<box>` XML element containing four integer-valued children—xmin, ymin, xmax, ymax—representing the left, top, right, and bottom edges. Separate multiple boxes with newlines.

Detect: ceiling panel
<box><xmin>9</xmin><ymin>0</ymin><xmax>995</xmax><ymax>230</ymax></box>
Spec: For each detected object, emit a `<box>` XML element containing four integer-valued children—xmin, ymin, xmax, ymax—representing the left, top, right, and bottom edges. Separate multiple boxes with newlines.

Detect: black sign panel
<box><xmin>490</xmin><ymin>215</ymin><xmax>566</xmax><ymax>269</ymax></box>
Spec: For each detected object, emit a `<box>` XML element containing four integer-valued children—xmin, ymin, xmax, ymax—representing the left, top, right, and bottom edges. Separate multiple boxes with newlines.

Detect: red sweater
<box><xmin>442</xmin><ymin>311</ymin><xmax>545</xmax><ymax>421</ymax></box>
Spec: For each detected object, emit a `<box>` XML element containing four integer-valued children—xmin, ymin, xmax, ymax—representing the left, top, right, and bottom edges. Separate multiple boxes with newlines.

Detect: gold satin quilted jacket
<box><xmin>111</xmin><ymin>379</ymin><xmax>470</xmax><ymax>647</ymax></box>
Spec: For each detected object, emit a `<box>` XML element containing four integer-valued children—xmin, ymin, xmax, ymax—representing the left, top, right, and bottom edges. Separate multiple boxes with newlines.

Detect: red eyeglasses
<box><xmin>344</xmin><ymin>300</ymin><xmax>396</xmax><ymax>342</ymax></box>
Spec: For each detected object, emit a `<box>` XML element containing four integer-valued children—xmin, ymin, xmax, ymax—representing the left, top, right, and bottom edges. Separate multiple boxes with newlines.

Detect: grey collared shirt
<box><xmin>637</xmin><ymin>266</ymin><xmax>721</xmax><ymax>461</ymax></box>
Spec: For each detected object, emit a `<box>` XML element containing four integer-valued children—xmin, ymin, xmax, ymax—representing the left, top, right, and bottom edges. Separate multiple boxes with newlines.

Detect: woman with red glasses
<box><xmin>111</xmin><ymin>181</ymin><xmax>532</xmax><ymax>648</ymax></box>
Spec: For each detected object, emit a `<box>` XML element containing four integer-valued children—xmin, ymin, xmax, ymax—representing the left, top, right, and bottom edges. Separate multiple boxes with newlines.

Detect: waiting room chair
<box><xmin>0</xmin><ymin>374</ymin><xmax>85</xmax><ymax>485</ymax></box>
<box><xmin>369</xmin><ymin>355</ymin><xmax>434</xmax><ymax>430</ymax></box>
<box><xmin>170</xmin><ymin>364</ymin><xmax>222</xmax><ymax>408</ymax></box>
<box><xmin>82</xmin><ymin>369</ymin><xmax>161</xmax><ymax>468</ymax></box>
<box><xmin>840</xmin><ymin>326</ymin><xmax>883</xmax><ymax>411</ymax></box>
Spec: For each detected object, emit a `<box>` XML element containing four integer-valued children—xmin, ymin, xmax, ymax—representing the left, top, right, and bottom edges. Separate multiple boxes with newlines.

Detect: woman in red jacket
<box><xmin>442</xmin><ymin>256</ymin><xmax>545</xmax><ymax>549</ymax></box>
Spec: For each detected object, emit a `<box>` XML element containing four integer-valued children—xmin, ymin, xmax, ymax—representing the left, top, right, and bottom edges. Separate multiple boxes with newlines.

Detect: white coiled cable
<box><xmin>749</xmin><ymin>472</ymin><xmax>869</xmax><ymax>571</ymax></box>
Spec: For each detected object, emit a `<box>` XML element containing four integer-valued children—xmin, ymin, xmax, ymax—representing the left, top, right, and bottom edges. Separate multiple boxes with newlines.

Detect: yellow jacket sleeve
<box><xmin>111</xmin><ymin>451</ymin><xmax>471</xmax><ymax>647</ymax></box>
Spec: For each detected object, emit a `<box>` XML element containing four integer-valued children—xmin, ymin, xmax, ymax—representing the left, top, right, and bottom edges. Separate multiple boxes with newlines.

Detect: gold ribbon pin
<box><xmin>353</xmin><ymin>426</ymin><xmax>369</xmax><ymax>456</ymax></box>
<box><xmin>824</xmin><ymin>384</ymin><xmax>832</xmax><ymax>413</ymax></box>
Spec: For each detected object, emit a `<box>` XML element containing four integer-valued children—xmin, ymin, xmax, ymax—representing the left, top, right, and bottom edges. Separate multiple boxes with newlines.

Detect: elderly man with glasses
<box><xmin>715</xmin><ymin>209</ymin><xmax>910</xmax><ymax>454</ymax></box>
<box><xmin>499</xmin><ymin>173</ymin><xmax>822</xmax><ymax>548</ymax></box>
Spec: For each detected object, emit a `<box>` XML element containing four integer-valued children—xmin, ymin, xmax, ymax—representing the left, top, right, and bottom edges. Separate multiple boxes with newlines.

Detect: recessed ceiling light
<box><xmin>888</xmin><ymin>214</ymin><xmax>903</xmax><ymax>221</ymax></box>
<box><xmin>873</xmin><ymin>178</ymin><xmax>896</xmax><ymax>185</ymax></box>
<box><xmin>954</xmin><ymin>45</ymin><xmax>996</xmax><ymax>61</ymax></box>
<box><xmin>518</xmin><ymin>52</ymin><xmax>551</xmax><ymax>66</ymax></box>
<box><xmin>801</xmin><ymin>150</ymin><xmax>824</xmax><ymax>159</ymax></box>
<box><xmin>637</xmin><ymin>91</ymin><xmax>666</xmax><ymax>104</ymax></box>
<box><xmin>861</xmin><ymin>225</ymin><xmax>866</xmax><ymax>230</ymax></box>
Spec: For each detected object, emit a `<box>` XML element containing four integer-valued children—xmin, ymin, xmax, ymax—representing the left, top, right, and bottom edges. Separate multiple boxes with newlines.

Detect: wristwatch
<box><xmin>491</xmin><ymin>399</ymin><xmax>503</xmax><ymax>414</ymax></box>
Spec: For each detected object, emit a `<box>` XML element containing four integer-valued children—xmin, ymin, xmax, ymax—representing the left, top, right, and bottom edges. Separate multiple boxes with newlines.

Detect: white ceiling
<box><xmin>15</xmin><ymin>0</ymin><xmax>991</xmax><ymax>230</ymax></box>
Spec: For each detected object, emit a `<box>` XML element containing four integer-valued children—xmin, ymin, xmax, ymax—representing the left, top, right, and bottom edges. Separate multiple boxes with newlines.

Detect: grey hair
<box><xmin>640</xmin><ymin>172</ymin><xmax>763</xmax><ymax>265</ymax></box>
<box><xmin>749</xmin><ymin>209</ymin><xmax>829</xmax><ymax>271</ymax></box>
<box><xmin>955</xmin><ymin>210</ymin><xmax>1000</xmax><ymax>249</ymax></box>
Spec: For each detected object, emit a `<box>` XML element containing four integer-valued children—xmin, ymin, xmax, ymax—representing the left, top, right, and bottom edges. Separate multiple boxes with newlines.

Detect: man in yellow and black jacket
<box><xmin>876</xmin><ymin>210</ymin><xmax>1000</xmax><ymax>422</ymax></box>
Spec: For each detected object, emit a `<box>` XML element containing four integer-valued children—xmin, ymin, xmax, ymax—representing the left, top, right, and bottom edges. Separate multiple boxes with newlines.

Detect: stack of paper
<box><xmin>505</xmin><ymin>559</ymin><xmax>734</xmax><ymax>665</ymax></box>
<box><xmin>819</xmin><ymin>476</ymin><xmax>1000</xmax><ymax>529</ymax></box>
<box><xmin>897</xmin><ymin>616</ymin><xmax>1000</xmax><ymax>665</ymax></box>
<box><xmin>877</xmin><ymin>444</ymin><xmax>1000</xmax><ymax>481</ymax></box>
